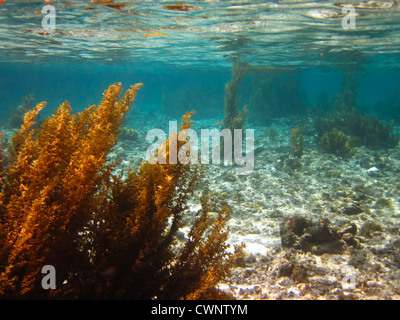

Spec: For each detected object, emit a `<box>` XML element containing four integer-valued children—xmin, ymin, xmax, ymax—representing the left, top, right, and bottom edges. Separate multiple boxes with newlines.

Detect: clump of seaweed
<box><xmin>226</xmin><ymin>105</ymin><xmax>248</xmax><ymax>132</ymax></box>
<box><xmin>344</xmin><ymin>109</ymin><xmax>399</xmax><ymax>148</ymax></box>
<box><xmin>290</xmin><ymin>127</ymin><xmax>304</xmax><ymax>159</ymax></box>
<box><xmin>319</xmin><ymin>128</ymin><xmax>355</xmax><ymax>158</ymax></box>
<box><xmin>119</xmin><ymin>126</ymin><xmax>138</xmax><ymax>141</ymax></box>
<box><xmin>0</xmin><ymin>83</ymin><xmax>241</xmax><ymax>299</ymax></box>
<box><xmin>315</xmin><ymin>108</ymin><xmax>399</xmax><ymax>151</ymax></box>
<box><xmin>223</xmin><ymin>62</ymin><xmax>251</xmax><ymax>132</ymax></box>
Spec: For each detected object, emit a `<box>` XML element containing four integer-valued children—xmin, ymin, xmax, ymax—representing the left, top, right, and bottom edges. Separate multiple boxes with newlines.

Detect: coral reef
<box><xmin>0</xmin><ymin>83</ymin><xmax>239</xmax><ymax>299</ymax></box>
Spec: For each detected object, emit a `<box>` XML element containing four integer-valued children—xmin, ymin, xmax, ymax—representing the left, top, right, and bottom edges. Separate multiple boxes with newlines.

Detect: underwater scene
<box><xmin>1</xmin><ymin>0</ymin><xmax>400</xmax><ymax>301</ymax></box>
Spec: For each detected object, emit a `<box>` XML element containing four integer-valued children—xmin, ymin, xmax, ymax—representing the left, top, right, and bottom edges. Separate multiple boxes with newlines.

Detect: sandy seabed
<box><xmin>122</xmin><ymin>112</ymin><xmax>400</xmax><ymax>300</ymax></box>
<box><xmin>3</xmin><ymin>110</ymin><xmax>399</xmax><ymax>300</ymax></box>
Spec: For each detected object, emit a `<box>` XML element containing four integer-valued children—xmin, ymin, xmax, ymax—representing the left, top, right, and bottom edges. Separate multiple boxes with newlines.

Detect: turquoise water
<box><xmin>1</xmin><ymin>1</ymin><xmax>400</xmax><ymax>120</ymax></box>
<box><xmin>1</xmin><ymin>0</ymin><xmax>400</xmax><ymax>300</ymax></box>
